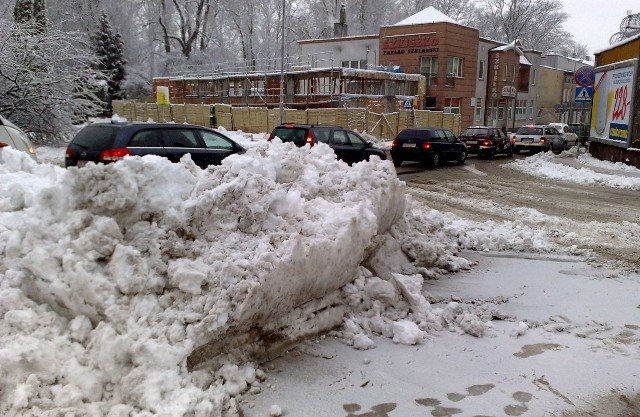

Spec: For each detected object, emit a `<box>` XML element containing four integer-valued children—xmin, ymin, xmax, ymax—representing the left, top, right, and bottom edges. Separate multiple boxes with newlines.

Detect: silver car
<box><xmin>511</xmin><ymin>125</ymin><xmax>565</xmax><ymax>154</ymax></box>
<box><xmin>0</xmin><ymin>115</ymin><xmax>37</xmax><ymax>160</ymax></box>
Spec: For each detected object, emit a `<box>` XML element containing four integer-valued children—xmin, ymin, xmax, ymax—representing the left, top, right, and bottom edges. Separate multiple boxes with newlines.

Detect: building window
<box><xmin>512</xmin><ymin>64</ymin><xmax>516</xmax><ymax>82</ymax></box>
<box><xmin>503</xmin><ymin>63</ymin><xmax>508</xmax><ymax>81</ymax></box>
<box><xmin>529</xmin><ymin>100</ymin><xmax>534</xmax><ymax>119</ymax></box>
<box><xmin>420</xmin><ymin>56</ymin><xmax>438</xmax><ymax>86</ymax></box>
<box><xmin>341</xmin><ymin>60</ymin><xmax>367</xmax><ymax>69</ymax></box>
<box><xmin>478</xmin><ymin>60</ymin><xmax>485</xmax><ymax>80</ymax></box>
<box><xmin>498</xmin><ymin>102</ymin><xmax>505</xmax><ymax>120</ymax></box>
<box><xmin>475</xmin><ymin>98</ymin><xmax>483</xmax><ymax>121</ymax></box>
<box><xmin>532</xmin><ymin>69</ymin><xmax>537</xmax><ymax>85</ymax></box>
<box><xmin>444</xmin><ymin>97</ymin><xmax>460</xmax><ymax>114</ymax></box>
<box><xmin>515</xmin><ymin>99</ymin><xmax>527</xmax><ymax>120</ymax></box>
<box><xmin>446</xmin><ymin>57</ymin><xmax>463</xmax><ymax>78</ymax></box>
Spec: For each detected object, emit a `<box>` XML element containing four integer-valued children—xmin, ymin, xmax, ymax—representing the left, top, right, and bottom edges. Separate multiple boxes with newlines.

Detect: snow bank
<box><xmin>0</xmin><ymin>140</ymin><xmax>487</xmax><ymax>416</ymax></box>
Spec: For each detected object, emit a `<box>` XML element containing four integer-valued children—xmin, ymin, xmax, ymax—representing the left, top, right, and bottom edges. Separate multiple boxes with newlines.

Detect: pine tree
<box><xmin>91</xmin><ymin>12</ymin><xmax>127</xmax><ymax>116</ymax></box>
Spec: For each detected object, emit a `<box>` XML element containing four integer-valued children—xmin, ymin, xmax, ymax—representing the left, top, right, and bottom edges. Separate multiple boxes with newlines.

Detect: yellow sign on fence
<box><xmin>156</xmin><ymin>86</ymin><xmax>170</xmax><ymax>105</ymax></box>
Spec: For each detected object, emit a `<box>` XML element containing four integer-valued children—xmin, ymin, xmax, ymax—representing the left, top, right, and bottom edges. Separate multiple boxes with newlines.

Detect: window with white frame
<box><xmin>446</xmin><ymin>57</ymin><xmax>463</xmax><ymax>78</ymax></box>
<box><xmin>503</xmin><ymin>63</ymin><xmax>508</xmax><ymax>81</ymax></box>
<box><xmin>341</xmin><ymin>60</ymin><xmax>367</xmax><ymax>69</ymax></box>
<box><xmin>475</xmin><ymin>97</ymin><xmax>483</xmax><ymax>121</ymax></box>
<box><xmin>529</xmin><ymin>100</ymin><xmax>534</xmax><ymax>119</ymax></box>
<box><xmin>515</xmin><ymin>99</ymin><xmax>527</xmax><ymax>120</ymax></box>
<box><xmin>420</xmin><ymin>56</ymin><xmax>438</xmax><ymax>85</ymax></box>
<box><xmin>444</xmin><ymin>97</ymin><xmax>460</xmax><ymax>114</ymax></box>
<box><xmin>512</xmin><ymin>64</ymin><xmax>516</xmax><ymax>82</ymax></box>
<box><xmin>478</xmin><ymin>60</ymin><xmax>485</xmax><ymax>80</ymax></box>
<box><xmin>532</xmin><ymin>69</ymin><xmax>537</xmax><ymax>85</ymax></box>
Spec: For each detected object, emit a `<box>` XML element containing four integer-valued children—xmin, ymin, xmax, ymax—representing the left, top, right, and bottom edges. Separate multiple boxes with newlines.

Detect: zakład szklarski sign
<box><xmin>382</xmin><ymin>35</ymin><xmax>440</xmax><ymax>55</ymax></box>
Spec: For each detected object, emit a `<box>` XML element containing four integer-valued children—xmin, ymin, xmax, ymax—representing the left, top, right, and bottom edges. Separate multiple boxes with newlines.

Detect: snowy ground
<box><xmin>2</xmin><ymin>134</ymin><xmax>639</xmax><ymax>417</ymax></box>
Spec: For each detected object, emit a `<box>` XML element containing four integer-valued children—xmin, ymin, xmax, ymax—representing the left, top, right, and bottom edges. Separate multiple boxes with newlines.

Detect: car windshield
<box><xmin>271</xmin><ymin>127</ymin><xmax>308</xmax><ymax>145</ymax></box>
<box><xmin>516</xmin><ymin>126</ymin><xmax>542</xmax><ymax>135</ymax></box>
<box><xmin>461</xmin><ymin>128</ymin><xmax>488</xmax><ymax>136</ymax></box>
<box><xmin>72</xmin><ymin>125</ymin><xmax>119</xmax><ymax>150</ymax></box>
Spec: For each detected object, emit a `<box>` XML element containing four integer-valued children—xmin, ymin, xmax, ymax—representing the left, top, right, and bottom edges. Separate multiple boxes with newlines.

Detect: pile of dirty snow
<box><xmin>1</xmin><ymin>142</ymin><xmax>482</xmax><ymax>417</ymax></box>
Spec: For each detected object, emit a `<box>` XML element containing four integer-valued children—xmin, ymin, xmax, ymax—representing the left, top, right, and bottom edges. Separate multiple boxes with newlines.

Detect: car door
<box><xmin>442</xmin><ymin>129</ymin><xmax>461</xmax><ymax>160</ymax></box>
<box><xmin>162</xmin><ymin>127</ymin><xmax>211</xmax><ymax>168</ymax></box>
<box><xmin>429</xmin><ymin>129</ymin><xmax>449</xmax><ymax>158</ymax></box>
<box><xmin>329</xmin><ymin>129</ymin><xmax>354</xmax><ymax>163</ymax></box>
<box><xmin>126</xmin><ymin>129</ymin><xmax>167</xmax><ymax>158</ymax></box>
<box><xmin>197</xmin><ymin>129</ymin><xmax>239</xmax><ymax>166</ymax></box>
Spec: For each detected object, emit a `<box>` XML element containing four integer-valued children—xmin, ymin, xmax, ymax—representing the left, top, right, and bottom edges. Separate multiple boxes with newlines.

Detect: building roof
<box><xmin>491</xmin><ymin>40</ymin><xmax>532</xmax><ymax>66</ymax></box>
<box><xmin>392</xmin><ymin>6</ymin><xmax>459</xmax><ymax>26</ymax></box>
<box><xmin>594</xmin><ymin>32</ymin><xmax>640</xmax><ymax>55</ymax></box>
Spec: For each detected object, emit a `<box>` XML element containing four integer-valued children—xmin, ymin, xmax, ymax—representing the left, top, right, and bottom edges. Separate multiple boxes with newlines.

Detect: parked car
<box><xmin>511</xmin><ymin>125</ymin><xmax>565</xmax><ymax>154</ymax></box>
<box><xmin>569</xmin><ymin>123</ymin><xmax>590</xmax><ymax>145</ymax></box>
<box><xmin>548</xmin><ymin>122</ymin><xmax>579</xmax><ymax>148</ymax></box>
<box><xmin>458</xmin><ymin>126</ymin><xmax>513</xmax><ymax>158</ymax></box>
<box><xmin>390</xmin><ymin>128</ymin><xmax>467</xmax><ymax>167</ymax></box>
<box><xmin>0</xmin><ymin>115</ymin><xmax>37</xmax><ymax>160</ymax></box>
<box><xmin>268</xmin><ymin>124</ymin><xmax>386</xmax><ymax>164</ymax></box>
<box><xmin>65</xmin><ymin>122</ymin><xmax>245</xmax><ymax>169</ymax></box>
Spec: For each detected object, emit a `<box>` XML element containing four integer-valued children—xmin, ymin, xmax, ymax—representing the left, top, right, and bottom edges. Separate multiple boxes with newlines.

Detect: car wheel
<box><xmin>457</xmin><ymin>151</ymin><xmax>467</xmax><ymax>164</ymax></box>
<box><xmin>514</xmin><ymin>147</ymin><xmax>520</xmax><ymax>154</ymax></box>
<box><xmin>393</xmin><ymin>158</ymin><xmax>403</xmax><ymax>167</ymax></box>
<box><xmin>430</xmin><ymin>153</ymin><xmax>440</xmax><ymax>168</ymax></box>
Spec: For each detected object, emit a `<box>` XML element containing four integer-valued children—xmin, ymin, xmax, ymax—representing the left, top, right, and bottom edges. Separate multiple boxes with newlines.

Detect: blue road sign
<box><xmin>575</xmin><ymin>86</ymin><xmax>593</xmax><ymax>103</ymax></box>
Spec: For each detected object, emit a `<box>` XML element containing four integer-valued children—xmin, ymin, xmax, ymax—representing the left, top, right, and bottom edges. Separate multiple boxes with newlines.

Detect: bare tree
<box><xmin>157</xmin><ymin>0</ymin><xmax>211</xmax><ymax>57</ymax></box>
<box><xmin>475</xmin><ymin>0</ymin><xmax>569</xmax><ymax>51</ymax></box>
<box><xmin>0</xmin><ymin>21</ymin><xmax>104</xmax><ymax>141</ymax></box>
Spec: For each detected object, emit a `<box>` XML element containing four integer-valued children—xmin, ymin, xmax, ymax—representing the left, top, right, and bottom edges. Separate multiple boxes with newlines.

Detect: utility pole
<box><xmin>279</xmin><ymin>0</ymin><xmax>285</xmax><ymax>124</ymax></box>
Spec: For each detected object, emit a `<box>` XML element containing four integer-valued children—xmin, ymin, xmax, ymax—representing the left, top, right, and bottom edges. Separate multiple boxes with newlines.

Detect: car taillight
<box><xmin>482</xmin><ymin>140</ymin><xmax>490</xmax><ymax>146</ymax></box>
<box><xmin>539</xmin><ymin>137</ymin><xmax>546</xmax><ymax>143</ymax></box>
<box><xmin>267</xmin><ymin>134</ymin><xmax>272</xmax><ymax>141</ymax></box>
<box><xmin>99</xmin><ymin>148</ymin><xmax>129</xmax><ymax>161</ymax></box>
<box><xmin>511</xmin><ymin>136</ymin><xmax>516</xmax><ymax>143</ymax></box>
<box><xmin>65</xmin><ymin>146</ymin><xmax>72</xmax><ymax>158</ymax></box>
<box><xmin>306</xmin><ymin>131</ymin><xmax>313</xmax><ymax>145</ymax></box>
<box><xmin>422</xmin><ymin>143</ymin><xmax>431</xmax><ymax>149</ymax></box>
<box><xmin>391</xmin><ymin>140</ymin><xmax>397</xmax><ymax>148</ymax></box>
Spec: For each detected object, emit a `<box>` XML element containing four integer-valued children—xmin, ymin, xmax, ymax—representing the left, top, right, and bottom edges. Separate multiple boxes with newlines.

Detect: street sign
<box><xmin>575</xmin><ymin>66</ymin><xmax>595</xmax><ymax>87</ymax></box>
<box><xmin>575</xmin><ymin>86</ymin><xmax>593</xmax><ymax>102</ymax></box>
<box><xmin>501</xmin><ymin>86</ymin><xmax>516</xmax><ymax>97</ymax></box>
<box><xmin>403</xmin><ymin>97</ymin><xmax>414</xmax><ymax>109</ymax></box>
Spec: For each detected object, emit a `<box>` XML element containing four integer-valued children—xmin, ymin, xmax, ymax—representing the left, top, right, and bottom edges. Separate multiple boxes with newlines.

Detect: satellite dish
<box><xmin>610</xmin><ymin>11</ymin><xmax>640</xmax><ymax>45</ymax></box>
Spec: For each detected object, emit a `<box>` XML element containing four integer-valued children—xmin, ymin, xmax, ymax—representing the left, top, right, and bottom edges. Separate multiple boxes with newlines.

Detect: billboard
<box><xmin>590</xmin><ymin>59</ymin><xmax>637</xmax><ymax>146</ymax></box>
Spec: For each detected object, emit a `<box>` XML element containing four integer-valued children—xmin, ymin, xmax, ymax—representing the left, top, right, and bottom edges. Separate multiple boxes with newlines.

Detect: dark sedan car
<box><xmin>458</xmin><ymin>126</ymin><xmax>513</xmax><ymax>158</ymax></box>
<box><xmin>65</xmin><ymin>122</ymin><xmax>245</xmax><ymax>169</ymax></box>
<box><xmin>268</xmin><ymin>124</ymin><xmax>386</xmax><ymax>164</ymax></box>
<box><xmin>390</xmin><ymin>127</ymin><xmax>467</xmax><ymax>167</ymax></box>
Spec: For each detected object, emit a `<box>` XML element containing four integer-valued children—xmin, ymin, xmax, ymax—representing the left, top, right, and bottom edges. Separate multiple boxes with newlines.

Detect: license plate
<box><xmin>466</xmin><ymin>140</ymin><xmax>477</xmax><ymax>145</ymax></box>
<box><xmin>403</xmin><ymin>143</ymin><xmax>418</xmax><ymax>147</ymax></box>
<box><xmin>521</xmin><ymin>138</ymin><xmax>533</xmax><ymax>143</ymax></box>
<box><xmin>77</xmin><ymin>160</ymin><xmax>88</xmax><ymax>167</ymax></box>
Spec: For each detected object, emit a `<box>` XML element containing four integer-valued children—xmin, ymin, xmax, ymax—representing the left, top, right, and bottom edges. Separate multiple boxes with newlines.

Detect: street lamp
<box><xmin>279</xmin><ymin>0</ymin><xmax>285</xmax><ymax>124</ymax></box>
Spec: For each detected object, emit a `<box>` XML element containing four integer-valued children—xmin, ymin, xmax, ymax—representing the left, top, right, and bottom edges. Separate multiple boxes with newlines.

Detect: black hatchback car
<box><xmin>390</xmin><ymin>128</ymin><xmax>467</xmax><ymax>167</ymax></box>
<box><xmin>268</xmin><ymin>124</ymin><xmax>386</xmax><ymax>164</ymax></box>
<box><xmin>65</xmin><ymin>122</ymin><xmax>245</xmax><ymax>169</ymax></box>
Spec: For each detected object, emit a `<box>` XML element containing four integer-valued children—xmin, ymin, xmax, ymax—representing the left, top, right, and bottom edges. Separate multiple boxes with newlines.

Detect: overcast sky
<box><xmin>561</xmin><ymin>0</ymin><xmax>637</xmax><ymax>56</ymax></box>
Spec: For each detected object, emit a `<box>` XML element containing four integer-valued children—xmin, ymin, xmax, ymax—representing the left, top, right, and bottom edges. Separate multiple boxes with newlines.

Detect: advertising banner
<box><xmin>590</xmin><ymin>60</ymin><xmax>637</xmax><ymax>145</ymax></box>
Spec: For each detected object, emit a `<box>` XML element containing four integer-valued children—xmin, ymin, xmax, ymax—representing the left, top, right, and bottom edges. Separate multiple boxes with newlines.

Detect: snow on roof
<box><xmin>594</xmin><ymin>32</ymin><xmax>640</xmax><ymax>55</ymax></box>
<box><xmin>491</xmin><ymin>40</ymin><xmax>522</xmax><ymax>53</ymax></box>
<box><xmin>393</xmin><ymin>6</ymin><xmax>459</xmax><ymax>26</ymax></box>
<box><xmin>520</xmin><ymin>55</ymin><xmax>531</xmax><ymax>66</ymax></box>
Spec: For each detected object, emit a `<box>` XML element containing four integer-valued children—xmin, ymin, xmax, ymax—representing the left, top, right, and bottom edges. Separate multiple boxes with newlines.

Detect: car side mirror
<box><xmin>365</xmin><ymin>141</ymin><xmax>373</xmax><ymax>148</ymax></box>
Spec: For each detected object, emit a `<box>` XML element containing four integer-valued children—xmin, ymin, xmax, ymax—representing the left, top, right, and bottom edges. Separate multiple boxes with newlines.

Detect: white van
<box><xmin>0</xmin><ymin>115</ymin><xmax>37</xmax><ymax>160</ymax></box>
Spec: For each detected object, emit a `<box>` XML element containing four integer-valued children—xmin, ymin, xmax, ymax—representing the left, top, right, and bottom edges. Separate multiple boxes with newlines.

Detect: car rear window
<box><xmin>271</xmin><ymin>127</ymin><xmax>308</xmax><ymax>145</ymax></box>
<box><xmin>461</xmin><ymin>128</ymin><xmax>488</xmax><ymax>136</ymax></box>
<box><xmin>516</xmin><ymin>126</ymin><xmax>542</xmax><ymax>135</ymax></box>
<box><xmin>72</xmin><ymin>125</ymin><xmax>119</xmax><ymax>151</ymax></box>
<box><xmin>396</xmin><ymin>129</ymin><xmax>429</xmax><ymax>141</ymax></box>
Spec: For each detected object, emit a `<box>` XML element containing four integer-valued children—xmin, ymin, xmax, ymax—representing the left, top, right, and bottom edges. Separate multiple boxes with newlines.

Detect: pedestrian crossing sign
<box><xmin>575</xmin><ymin>86</ymin><xmax>593</xmax><ymax>103</ymax></box>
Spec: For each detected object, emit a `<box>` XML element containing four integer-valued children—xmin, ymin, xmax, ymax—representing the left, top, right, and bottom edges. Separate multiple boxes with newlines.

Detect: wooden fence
<box><xmin>112</xmin><ymin>101</ymin><xmax>461</xmax><ymax>139</ymax></box>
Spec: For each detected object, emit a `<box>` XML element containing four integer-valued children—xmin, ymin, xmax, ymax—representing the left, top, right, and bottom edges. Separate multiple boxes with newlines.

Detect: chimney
<box><xmin>333</xmin><ymin>5</ymin><xmax>348</xmax><ymax>37</ymax></box>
